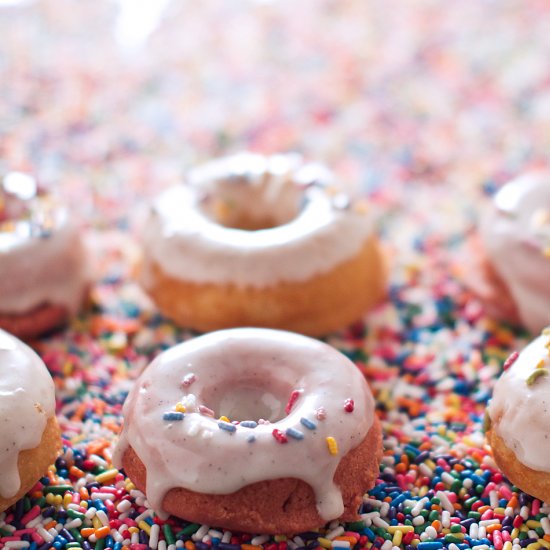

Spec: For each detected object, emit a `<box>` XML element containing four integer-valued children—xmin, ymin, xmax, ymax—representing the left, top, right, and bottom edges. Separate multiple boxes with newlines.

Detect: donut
<box><xmin>114</xmin><ymin>328</ymin><xmax>382</xmax><ymax>533</ymax></box>
<box><xmin>0</xmin><ymin>172</ymin><xmax>89</xmax><ymax>339</ymax></box>
<box><xmin>472</xmin><ymin>171</ymin><xmax>550</xmax><ymax>332</ymax></box>
<box><xmin>486</xmin><ymin>328</ymin><xmax>550</xmax><ymax>501</ymax></box>
<box><xmin>139</xmin><ymin>153</ymin><xmax>387</xmax><ymax>336</ymax></box>
<box><xmin>0</xmin><ymin>329</ymin><xmax>60</xmax><ymax>512</ymax></box>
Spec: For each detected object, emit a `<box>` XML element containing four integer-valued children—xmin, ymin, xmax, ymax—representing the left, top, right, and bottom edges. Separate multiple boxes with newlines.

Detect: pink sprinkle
<box><xmin>503</xmin><ymin>351</ymin><xmax>519</xmax><ymax>371</ymax></box>
<box><xmin>315</xmin><ymin>406</ymin><xmax>327</xmax><ymax>420</ymax></box>
<box><xmin>21</xmin><ymin>505</ymin><xmax>40</xmax><ymax>525</ymax></box>
<box><xmin>182</xmin><ymin>373</ymin><xmax>196</xmax><ymax>387</ymax></box>
<box><xmin>285</xmin><ymin>390</ymin><xmax>302</xmax><ymax>415</ymax></box>
<box><xmin>199</xmin><ymin>405</ymin><xmax>215</xmax><ymax>417</ymax></box>
<box><xmin>272</xmin><ymin>428</ymin><xmax>288</xmax><ymax>444</ymax></box>
<box><xmin>499</xmin><ymin>484</ymin><xmax>513</xmax><ymax>500</ymax></box>
<box><xmin>344</xmin><ymin>398</ymin><xmax>354</xmax><ymax>413</ymax></box>
<box><xmin>532</xmin><ymin>499</ymin><xmax>541</xmax><ymax>515</ymax></box>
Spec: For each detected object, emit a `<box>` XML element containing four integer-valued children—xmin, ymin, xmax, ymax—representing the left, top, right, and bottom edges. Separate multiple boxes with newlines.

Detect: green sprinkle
<box><xmin>70</xmin><ymin>529</ymin><xmax>84</xmax><ymax>543</ymax></box>
<box><xmin>346</xmin><ymin>520</ymin><xmax>366</xmax><ymax>531</ymax></box>
<box><xmin>43</xmin><ymin>485</ymin><xmax>73</xmax><ymax>495</ymax></box>
<box><xmin>163</xmin><ymin>524</ymin><xmax>176</xmax><ymax>546</ymax></box>
<box><xmin>177</xmin><ymin>524</ymin><xmax>201</xmax><ymax>537</ymax></box>
<box><xmin>95</xmin><ymin>539</ymin><xmax>105</xmax><ymax>550</ymax></box>
<box><xmin>527</xmin><ymin>368</ymin><xmax>549</xmax><ymax>386</ymax></box>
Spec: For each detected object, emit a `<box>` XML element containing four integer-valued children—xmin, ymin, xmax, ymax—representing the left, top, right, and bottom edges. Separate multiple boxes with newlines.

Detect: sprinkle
<box><xmin>326</xmin><ymin>436</ymin><xmax>338</xmax><ymax>455</ymax></box>
<box><xmin>272</xmin><ymin>429</ymin><xmax>288</xmax><ymax>443</ymax></box>
<box><xmin>315</xmin><ymin>406</ymin><xmax>327</xmax><ymax>420</ymax></box>
<box><xmin>343</xmin><ymin>399</ymin><xmax>354</xmax><ymax>413</ymax></box>
<box><xmin>218</xmin><ymin>421</ymin><xmax>236</xmax><ymax>433</ymax></box>
<box><xmin>219</xmin><ymin>415</ymin><xmax>230</xmax><ymax>422</ymax></box>
<box><xmin>240</xmin><ymin>421</ymin><xmax>258</xmax><ymax>428</ymax></box>
<box><xmin>285</xmin><ymin>390</ymin><xmax>302</xmax><ymax>415</ymax></box>
<box><xmin>285</xmin><ymin>427</ymin><xmax>304</xmax><ymax>440</ymax></box>
<box><xmin>300</xmin><ymin>417</ymin><xmax>317</xmax><ymax>430</ymax></box>
<box><xmin>163</xmin><ymin>412</ymin><xmax>185</xmax><ymax>421</ymax></box>
<box><xmin>182</xmin><ymin>373</ymin><xmax>196</xmax><ymax>387</ymax></box>
<box><xmin>536</xmin><ymin>358</ymin><xmax>546</xmax><ymax>369</ymax></box>
<box><xmin>503</xmin><ymin>351</ymin><xmax>519</xmax><ymax>371</ymax></box>
<box><xmin>175</xmin><ymin>403</ymin><xmax>186</xmax><ymax>413</ymax></box>
<box><xmin>526</xmin><ymin>368</ymin><xmax>549</xmax><ymax>386</ymax></box>
<box><xmin>198</xmin><ymin>405</ymin><xmax>215</xmax><ymax>417</ymax></box>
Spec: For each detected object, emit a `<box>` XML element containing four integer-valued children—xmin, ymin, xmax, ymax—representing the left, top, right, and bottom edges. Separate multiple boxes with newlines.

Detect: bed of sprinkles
<box><xmin>2</xmin><ymin>0</ymin><xmax>550</xmax><ymax>549</ymax></box>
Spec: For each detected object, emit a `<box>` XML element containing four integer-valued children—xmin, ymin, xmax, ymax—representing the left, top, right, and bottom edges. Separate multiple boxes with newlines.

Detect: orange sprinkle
<box><xmin>486</xmin><ymin>524</ymin><xmax>502</xmax><ymax>534</ymax></box>
<box><xmin>334</xmin><ymin>537</ymin><xmax>358</xmax><ymax>545</ymax></box>
<box><xmin>241</xmin><ymin>545</ymin><xmax>262</xmax><ymax>550</ymax></box>
<box><xmin>184</xmin><ymin>542</ymin><xmax>196</xmax><ymax>550</ymax></box>
<box><xmin>431</xmin><ymin>520</ymin><xmax>442</xmax><ymax>531</ymax></box>
<box><xmin>69</xmin><ymin>466</ymin><xmax>85</xmax><ymax>479</ymax></box>
<box><xmin>44</xmin><ymin>521</ymin><xmax>57</xmax><ymax>531</ymax></box>
<box><xmin>79</xmin><ymin>487</ymin><xmax>90</xmax><ymax>500</ymax></box>
<box><xmin>81</xmin><ymin>528</ymin><xmax>95</xmax><ymax>538</ymax></box>
<box><xmin>95</xmin><ymin>526</ymin><xmax>110</xmax><ymax>539</ymax></box>
<box><xmin>543</xmin><ymin>535</ymin><xmax>550</xmax><ymax>543</ymax></box>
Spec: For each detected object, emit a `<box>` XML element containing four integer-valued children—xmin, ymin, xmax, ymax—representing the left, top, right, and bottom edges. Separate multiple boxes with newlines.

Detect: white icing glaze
<box><xmin>113</xmin><ymin>328</ymin><xmax>376</xmax><ymax>520</ymax></box>
<box><xmin>141</xmin><ymin>153</ymin><xmax>373</xmax><ymax>288</ymax></box>
<box><xmin>0</xmin><ymin>176</ymin><xmax>88</xmax><ymax>314</ymax></box>
<box><xmin>480</xmin><ymin>172</ymin><xmax>550</xmax><ymax>333</ymax></box>
<box><xmin>0</xmin><ymin>329</ymin><xmax>56</xmax><ymax>498</ymax></box>
<box><xmin>488</xmin><ymin>331</ymin><xmax>550</xmax><ymax>472</ymax></box>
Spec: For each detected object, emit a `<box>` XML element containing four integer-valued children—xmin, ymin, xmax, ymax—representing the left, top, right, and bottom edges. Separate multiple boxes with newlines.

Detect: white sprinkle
<box><xmin>332</xmin><ymin>542</ymin><xmax>350</xmax><ymax>550</ymax></box>
<box><xmin>373</xmin><ymin>517</ymin><xmax>390</xmax><ymax>529</ymax></box>
<box><xmin>469</xmin><ymin>523</ymin><xmax>479</xmax><ymax>539</ymax></box>
<box><xmin>251</xmin><ymin>535</ymin><xmax>270</xmax><ymax>546</ymax></box>
<box><xmin>85</xmin><ymin>507</ymin><xmax>97</xmax><ymax>519</ymax></box>
<box><xmin>37</xmin><ymin>527</ymin><xmax>53</xmax><ymax>543</ymax></box>
<box><xmin>64</xmin><ymin>519</ymin><xmax>82</xmax><ymax>530</ymax></box>
<box><xmin>380</xmin><ymin>541</ymin><xmax>392</xmax><ymax>550</ymax></box>
<box><xmin>412</xmin><ymin>498</ymin><xmax>428</xmax><ymax>516</ymax></box>
<box><xmin>192</xmin><ymin>525</ymin><xmax>210</xmax><ymax>542</ymax></box>
<box><xmin>489</xmin><ymin>490</ymin><xmax>499</xmax><ymax>508</ymax></box>
<box><xmin>478</xmin><ymin>525</ymin><xmax>486</xmax><ymax>539</ymax></box>
<box><xmin>436</xmin><ymin>490</ymin><xmax>454</xmax><ymax>513</ymax></box>
<box><xmin>5</xmin><ymin>542</ymin><xmax>30</xmax><ymax>548</ymax></box>
<box><xmin>520</xmin><ymin>506</ymin><xmax>530</xmax><ymax>520</ymax></box>
<box><xmin>541</xmin><ymin>517</ymin><xmax>550</xmax><ymax>534</ymax></box>
<box><xmin>380</xmin><ymin>502</ymin><xmax>390</xmax><ymax>517</ymax></box>
<box><xmin>479</xmin><ymin>519</ymin><xmax>500</xmax><ymax>526</ymax></box>
<box><xmin>158</xmin><ymin>541</ymin><xmax>167</xmax><ymax>550</ymax></box>
<box><xmin>442</xmin><ymin>510</ymin><xmax>451</xmax><ymax>528</ymax></box>
<box><xmin>325</xmin><ymin>526</ymin><xmax>345</xmax><ymax>540</ymax></box>
<box><xmin>413</xmin><ymin>516</ymin><xmax>425</xmax><ymax>526</ymax></box>
<box><xmin>117</xmin><ymin>499</ymin><xmax>132</xmax><ymax>513</ymax></box>
<box><xmin>96</xmin><ymin>510</ymin><xmax>109</xmax><ymax>526</ymax></box>
<box><xmin>135</xmin><ymin>509</ymin><xmax>154</xmax><ymax>523</ymax></box>
<box><xmin>208</xmin><ymin>530</ymin><xmax>223</xmax><ymax>540</ymax></box>
<box><xmin>221</xmin><ymin>531</ymin><xmax>232</xmax><ymax>543</ymax></box>
<box><xmin>149</xmin><ymin>524</ymin><xmax>160</xmax><ymax>549</ymax></box>
<box><xmin>425</xmin><ymin>526</ymin><xmax>437</xmax><ymax>539</ymax></box>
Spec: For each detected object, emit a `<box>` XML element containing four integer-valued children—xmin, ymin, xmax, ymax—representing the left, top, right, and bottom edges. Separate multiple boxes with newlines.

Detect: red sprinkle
<box><xmin>344</xmin><ymin>398</ymin><xmax>355</xmax><ymax>412</ymax></box>
<box><xmin>272</xmin><ymin>429</ymin><xmax>288</xmax><ymax>444</ymax></box>
<box><xmin>285</xmin><ymin>390</ymin><xmax>301</xmax><ymax>415</ymax></box>
<box><xmin>503</xmin><ymin>351</ymin><xmax>519</xmax><ymax>371</ymax></box>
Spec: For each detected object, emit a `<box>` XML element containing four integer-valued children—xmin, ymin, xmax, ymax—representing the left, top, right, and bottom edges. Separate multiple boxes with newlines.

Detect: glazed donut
<box><xmin>0</xmin><ymin>329</ymin><xmax>60</xmax><ymax>512</ymax></box>
<box><xmin>114</xmin><ymin>328</ymin><xmax>382</xmax><ymax>533</ymax></box>
<box><xmin>475</xmin><ymin>171</ymin><xmax>550</xmax><ymax>333</ymax></box>
<box><xmin>140</xmin><ymin>153</ymin><xmax>387</xmax><ymax>336</ymax></box>
<box><xmin>487</xmin><ymin>329</ymin><xmax>550</xmax><ymax>501</ymax></box>
<box><xmin>0</xmin><ymin>172</ymin><xmax>89</xmax><ymax>339</ymax></box>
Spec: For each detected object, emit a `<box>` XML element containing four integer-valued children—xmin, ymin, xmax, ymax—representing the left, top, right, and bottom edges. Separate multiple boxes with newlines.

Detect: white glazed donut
<box><xmin>479</xmin><ymin>171</ymin><xmax>550</xmax><ymax>333</ymax></box>
<box><xmin>114</xmin><ymin>328</ymin><xmax>382</xmax><ymax>533</ymax></box>
<box><xmin>0</xmin><ymin>329</ymin><xmax>60</xmax><ymax>511</ymax></box>
<box><xmin>0</xmin><ymin>172</ymin><xmax>89</xmax><ymax>339</ymax></box>
<box><xmin>140</xmin><ymin>153</ymin><xmax>387</xmax><ymax>335</ymax></box>
<box><xmin>487</xmin><ymin>329</ymin><xmax>550</xmax><ymax>501</ymax></box>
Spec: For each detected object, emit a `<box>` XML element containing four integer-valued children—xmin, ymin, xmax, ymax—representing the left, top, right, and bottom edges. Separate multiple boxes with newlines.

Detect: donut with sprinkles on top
<box><xmin>487</xmin><ymin>328</ymin><xmax>550</xmax><ymax>501</ymax></box>
<box><xmin>475</xmin><ymin>171</ymin><xmax>550</xmax><ymax>333</ymax></box>
<box><xmin>0</xmin><ymin>172</ymin><xmax>89</xmax><ymax>340</ymax></box>
<box><xmin>0</xmin><ymin>329</ymin><xmax>60</xmax><ymax>512</ymax></box>
<box><xmin>139</xmin><ymin>152</ymin><xmax>387</xmax><ymax>336</ymax></box>
<box><xmin>113</xmin><ymin>328</ymin><xmax>382</xmax><ymax>534</ymax></box>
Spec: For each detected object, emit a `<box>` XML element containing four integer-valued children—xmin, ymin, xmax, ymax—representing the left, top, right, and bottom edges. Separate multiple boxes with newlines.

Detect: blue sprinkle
<box><xmin>417</xmin><ymin>543</ymin><xmax>443</xmax><ymax>550</ymax></box>
<box><xmin>240</xmin><ymin>421</ymin><xmax>258</xmax><ymax>428</ymax></box>
<box><xmin>300</xmin><ymin>417</ymin><xmax>316</xmax><ymax>430</ymax></box>
<box><xmin>286</xmin><ymin>427</ymin><xmax>305</xmax><ymax>440</ymax></box>
<box><xmin>247</xmin><ymin>434</ymin><xmax>256</xmax><ymax>443</ymax></box>
<box><xmin>218</xmin><ymin>421</ymin><xmax>237</xmax><ymax>433</ymax></box>
<box><xmin>163</xmin><ymin>412</ymin><xmax>185</xmax><ymax>421</ymax></box>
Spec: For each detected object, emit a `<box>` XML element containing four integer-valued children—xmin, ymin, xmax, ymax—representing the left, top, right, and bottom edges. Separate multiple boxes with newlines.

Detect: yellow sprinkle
<box><xmin>386</xmin><ymin>526</ymin><xmax>410</xmax><ymax>534</ymax></box>
<box><xmin>128</xmin><ymin>527</ymin><xmax>139</xmax><ymax>534</ymax></box>
<box><xmin>175</xmin><ymin>403</ymin><xmax>186</xmax><ymax>413</ymax></box>
<box><xmin>63</xmin><ymin>494</ymin><xmax>73</xmax><ymax>508</ymax></box>
<box><xmin>219</xmin><ymin>415</ymin><xmax>230</xmax><ymax>423</ymax></box>
<box><xmin>138</xmin><ymin>521</ymin><xmax>151</xmax><ymax>535</ymax></box>
<box><xmin>318</xmin><ymin>538</ymin><xmax>332</xmax><ymax>549</ymax></box>
<box><xmin>95</xmin><ymin>469</ymin><xmax>119</xmax><ymax>484</ymax></box>
<box><xmin>53</xmin><ymin>495</ymin><xmax>63</xmax><ymax>506</ymax></box>
<box><xmin>527</xmin><ymin>520</ymin><xmax>542</xmax><ymax>529</ymax></box>
<box><xmin>274</xmin><ymin>536</ymin><xmax>287</xmax><ymax>543</ymax></box>
<box><xmin>536</xmin><ymin>359</ymin><xmax>546</xmax><ymax>369</ymax></box>
<box><xmin>326</xmin><ymin>436</ymin><xmax>338</xmax><ymax>455</ymax></box>
<box><xmin>392</xmin><ymin>531</ymin><xmax>403</xmax><ymax>546</ymax></box>
<box><xmin>92</xmin><ymin>517</ymin><xmax>102</xmax><ymax>529</ymax></box>
<box><xmin>538</xmin><ymin>540</ymin><xmax>550</xmax><ymax>549</ymax></box>
<box><xmin>503</xmin><ymin>542</ymin><xmax>513</xmax><ymax>550</ymax></box>
<box><xmin>526</xmin><ymin>543</ymin><xmax>542</xmax><ymax>550</ymax></box>
<box><xmin>45</xmin><ymin>493</ymin><xmax>55</xmax><ymax>505</ymax></box>
<box><xmin>527</xmin><ymin>368</ymin><xmax>549</xmax><ymax>386</ymax></box>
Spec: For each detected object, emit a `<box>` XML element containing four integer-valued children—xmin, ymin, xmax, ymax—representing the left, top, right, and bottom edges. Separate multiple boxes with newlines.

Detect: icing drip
<box><xmin>480</xmin><ymin>172</ymin><xmax>550</xmax><ymax>333</ymax></box>
<box><xmin>114</xmin><ymin>328</ymin><xmax>375</xmax><ymax>520</ymax></box>
<box><xmin>141</xmin><ymin>153</ymin><xmax>373</xmax><ymax>288</ymax></box>
<box><xmin>0</xmin><ymin>172</ymin><xmax>89</xmax><ymax>314</ymax></box>
<box><xmin>0</xmin><ymin>329</ymin><xmax>56</xmax><ymax>498</ymax></box>
<box><xmin>489</xmin><ymin>331</ymin><xmax>550</xmax><ymax>472</ymax></box>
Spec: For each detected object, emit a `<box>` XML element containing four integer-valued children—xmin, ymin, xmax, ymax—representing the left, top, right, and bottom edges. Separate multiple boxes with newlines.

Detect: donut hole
<box><xmin>197</xmin><ymin>176</ymin><xmax>306</xmax><ymax>231</ymax></box>
<box><xmin>200</xmin><ymin>378</ymin><xmax>295</xmax><ymax>423</ymax></box>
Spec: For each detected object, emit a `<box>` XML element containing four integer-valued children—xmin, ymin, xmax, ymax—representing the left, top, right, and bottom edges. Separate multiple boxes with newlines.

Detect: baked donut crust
<box><xmin>0</xmin><ymin>304</ymin><xmax>69</xmax><ymax>341</ymax></box>
<box><xmin>0</xmin><ymin>416</ymin><xmax>61</xmax><ymax>513</ymax></box>
<box><xmin>487</xmin><ymin>427</ymin><xmax>550</xmax><ymax>502</ymax></box>
<box><xmin>143</xmin><ymin>235</ymin><xmax>386</xmax><ymax>336</ymax></box>
<box><xmin>121</xmin><ymin>417</ymin><xmax>382</xmax><ymax>534</ymax></box>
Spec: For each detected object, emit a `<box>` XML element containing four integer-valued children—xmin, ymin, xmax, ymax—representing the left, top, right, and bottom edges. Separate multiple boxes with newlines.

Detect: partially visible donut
<box><xmin>475</xmin><ymin>172</ymin><xmax>550</xmax><ymax>333</ymax></box>
<box><xmin>140</xmin><ymin>153</ymin><xmax>387</xmax><ymax>336</ymax></box>
<box><xmin>486</xmin><ymin>329</ymin><xmax>550</xmax><ymax>501</ymax></box>
<box><xmin>0</xmin><ymin>172</ymin><xmax>89</xmax><ymax>340</ymax></box>
<box><xmin>114</xmin><ymin>328</ymin><xmax>382</xmax><ymax>533</ymax></box>
<box><xmin>0</xmin><ymin>329</ymin><xmax>60</xmax><ymax>512</ymax></box>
